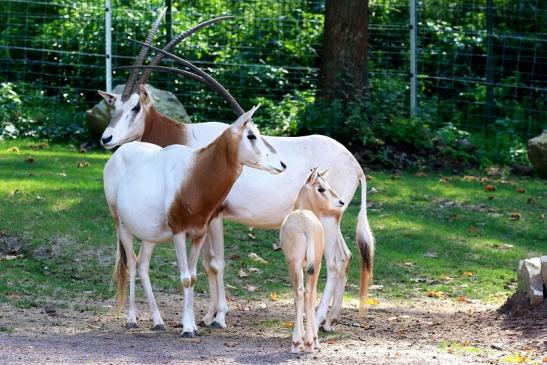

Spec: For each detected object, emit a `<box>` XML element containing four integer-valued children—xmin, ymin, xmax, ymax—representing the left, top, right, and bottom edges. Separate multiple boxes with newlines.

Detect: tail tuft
<box><xmin>356</xmin><ymin>173</ymin><xmax>375</xmax><ymax>317</ymax></box>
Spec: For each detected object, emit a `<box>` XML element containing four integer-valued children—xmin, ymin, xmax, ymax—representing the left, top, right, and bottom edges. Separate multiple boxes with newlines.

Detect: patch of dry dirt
<box><xmin>0</xmin><ymin>295</ymin><xmax>546</xmax><ymax>364</ymax></box>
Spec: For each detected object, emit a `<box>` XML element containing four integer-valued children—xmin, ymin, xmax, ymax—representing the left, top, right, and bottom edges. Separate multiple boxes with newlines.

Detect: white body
<box><xmin>99</xmin><ymin>88</ymin><xmax>374</xmax><ymax>331</ymax></box>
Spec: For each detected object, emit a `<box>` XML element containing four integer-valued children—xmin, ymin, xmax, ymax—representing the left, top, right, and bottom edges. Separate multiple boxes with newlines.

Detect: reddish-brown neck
<box><xmin>168</xmin><ymin>128</ymin><xmax>242</xmax><ymax>235</ymax></box>
<box><xmin>142</xmin><ymin>106</ymin><xmax>188</xmax><ymax>147</ymax></box>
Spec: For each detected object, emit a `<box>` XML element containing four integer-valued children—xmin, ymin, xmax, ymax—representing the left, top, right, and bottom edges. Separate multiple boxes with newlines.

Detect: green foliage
<box><xmin>0</xmin><ymin>82</ymin><xmax>86</xmax><ymax>140</ymax></box>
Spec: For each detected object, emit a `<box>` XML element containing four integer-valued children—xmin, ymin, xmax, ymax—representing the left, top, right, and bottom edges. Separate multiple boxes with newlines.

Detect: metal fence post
<box><xmin>105</xmin><ymin>0</ymin><xmax>112</xmax><ymax>92</ymax></box>
<box><xmin>485</xmin><ymin>0</ymin><xmax>494</xmax><ymax>130</ymax></box>
<box><xmin>409</xmin><ymin>0</ymin><xmax>418</xmax><ymax>118</ymax></box>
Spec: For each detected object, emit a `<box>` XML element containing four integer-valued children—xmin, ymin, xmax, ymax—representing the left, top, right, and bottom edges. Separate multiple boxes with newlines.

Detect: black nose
<box><xmin>281</xmin><ymin>161</ymin><xmax>287</xmax><ymax>169</ymax></box>
<box><xmin>339</xmin><ymin>200</ymin><xmax>345</xmax><ymax>206</ymax></box>
<box><xmin>101</xmin><ymin>135</ymin><xmax>113</xmax><ymax>145</ymax></box>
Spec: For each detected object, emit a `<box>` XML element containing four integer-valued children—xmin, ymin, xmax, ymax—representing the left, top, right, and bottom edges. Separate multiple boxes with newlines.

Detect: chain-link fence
<box><xmin>1</xmin><ymin>0</ymin><xmax>545</xmax><ymax>146</ymax></box>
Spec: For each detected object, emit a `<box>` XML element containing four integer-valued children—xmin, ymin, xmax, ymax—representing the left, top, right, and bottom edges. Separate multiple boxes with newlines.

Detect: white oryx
<box><xmin>104</xmin><ymin>105</ymin><xmax>286</xmax><ymax>335</ymax></box>
<box><xmin>280</xmin><ymin>168</ymin><xmax>345</xmax><ymax>353</ymax></box>
<box><xmin>99</xmin><ymin>13</ymin><xmax>374</xmax><ymax>331</ymax></box>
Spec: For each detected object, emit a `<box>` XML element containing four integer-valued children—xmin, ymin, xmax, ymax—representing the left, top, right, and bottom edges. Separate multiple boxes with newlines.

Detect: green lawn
<box><xmin>0</xmin><ymin>140</ymin><xmax>545</xmax><ymax>309</ymax></box>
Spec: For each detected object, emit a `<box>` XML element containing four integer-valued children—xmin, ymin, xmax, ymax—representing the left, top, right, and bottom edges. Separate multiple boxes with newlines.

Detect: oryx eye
<box><xmin>247</xmin><ymin>134</ymin><xmax>256</xmax><ymax>141</ymax></box>
<box><xmin>132</xmin><ymin>104</ymin><xmax>141</xmax><ymax>113</ymax></box>
<box><xmin>318</xmin><ymin>186</ymin><xmax>325</xmax><ymax>193</ymax></box>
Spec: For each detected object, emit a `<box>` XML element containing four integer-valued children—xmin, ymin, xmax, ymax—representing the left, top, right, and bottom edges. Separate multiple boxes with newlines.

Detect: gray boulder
<box><xmin>86</xmin><ymin>84</ymin><xmax>191</xmax><ymax>136</ymax></box>
<box><xmin>517</xmin><ymin>258</ymin><xmax>544</xmax><ymax>306</ymax></box>
<box><xmin>527</xmin><ymin>130</ymin><xmax>547</xmax><ymax>178</ymax></box>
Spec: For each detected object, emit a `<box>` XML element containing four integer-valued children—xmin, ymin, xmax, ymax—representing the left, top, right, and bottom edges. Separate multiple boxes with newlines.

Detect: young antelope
<box><xmin>280</xmin><ymin>168</ymin><xmax>345</xmax><ymax>353</ymax></box>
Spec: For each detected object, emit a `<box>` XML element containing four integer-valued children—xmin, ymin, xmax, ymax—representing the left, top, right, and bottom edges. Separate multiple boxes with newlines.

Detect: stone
<box><xmin>527</xmin><ymin>130</ymin><xmax>547</xmax><ymax>178</ymax></box>
<box><xmin>43</xmin><ymin>304</ymin><xmax>56</xmax><ymax>314</ymax></box>
<box><xmin>517</xmin><ymin>258</ymin><xmax>544</xmax><ymax>305</ymax></box>
<box><xmin>86</xmin><ymin>84</ymin><xmax>191</xmax><ymax>136</ymax></box>
<box><xmin>541</xmin><ymin>256</ymin><xmax>547</xmax><ymax>288</ymax></box>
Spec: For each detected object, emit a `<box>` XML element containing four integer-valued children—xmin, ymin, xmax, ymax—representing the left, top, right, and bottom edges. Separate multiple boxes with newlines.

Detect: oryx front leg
<box><xmin>137</xmin><ymin>241</ymin><xmax>165</xmax><ymax>330</ymax></box>
<box><xmin>118</xmin><ymin>225</ymin><xmax>138</xmax><ymax>329</ymax></box>
<box><xmin>173</xmin><ymin>232</ymin><xmax>195</xmax><ymax>337</ymax></box>
<box><xmin>201</xmin><ymin>216</ymin><xmax>227</xmax><ymax>328</ymax></box>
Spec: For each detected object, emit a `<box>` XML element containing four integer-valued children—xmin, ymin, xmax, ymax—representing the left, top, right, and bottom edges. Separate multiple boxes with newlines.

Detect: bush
<box><xmin>0</xmin><ymin>82</ymin><xmax>86</xmax><ymax>141</ymax></box>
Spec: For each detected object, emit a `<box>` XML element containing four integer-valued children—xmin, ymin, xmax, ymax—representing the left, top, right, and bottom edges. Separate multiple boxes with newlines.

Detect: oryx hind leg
<box><xmin>201</xmin><ymin>216</ymin><xmax>228</xmax><ymax>328</ymax></box>
<box><xmin>137</xmin><ymin>241</ymin><xmax>165</xmax><ymax>330</ymax></box>
<box><xmin>326</xmin><ymin>230</ymin><xmax>351</xmax><ymax>330</ymax></box>
<box><xmin>315</xmin><ymin>217</ymin><xmax>349</xmax><ymax>332</ymax></box>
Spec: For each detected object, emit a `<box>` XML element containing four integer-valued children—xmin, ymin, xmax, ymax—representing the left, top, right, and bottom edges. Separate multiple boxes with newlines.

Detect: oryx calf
<box><xmin>104</xmin><ymin>106</ymin><xmax>286</xmax><ymax>336</ymax></box>
<box><xmin>280</xmin><ymin>168</ymin><xmax>344</xmax><ymax>353</ymax></box>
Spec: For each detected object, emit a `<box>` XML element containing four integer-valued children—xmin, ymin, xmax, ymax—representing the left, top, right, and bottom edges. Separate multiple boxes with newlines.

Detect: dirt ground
<box><xmin>1</xmin><ymin>294</ymin><xmax>546</xmax><ymax>365</ymax></box>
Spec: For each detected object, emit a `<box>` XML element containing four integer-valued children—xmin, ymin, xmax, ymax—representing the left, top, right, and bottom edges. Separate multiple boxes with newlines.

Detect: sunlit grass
<box><xmin>0</xmin><ymin>139</ymin><xmax>545</xmax><ymax>310</ymax></box>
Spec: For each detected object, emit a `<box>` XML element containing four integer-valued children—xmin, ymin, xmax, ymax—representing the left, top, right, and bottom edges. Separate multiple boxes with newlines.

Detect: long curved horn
<box><xmin>129</xmin><ymin>39</ymin><xmax>244</xmax><ymax>116</ymax></box>
<box><xmin>116</xmin><ymin>65</ymin><xmax>243</xmax><ymax>116</ymax></box>
<box><xmin>121</xmin><ymin>7</ymin><xmax>167</xmax><ymax>101</ymax></box>
<box><xmin>138</xmin><ymin>15</ymin><xmax>234</xmax><ymax>86</ymax></box>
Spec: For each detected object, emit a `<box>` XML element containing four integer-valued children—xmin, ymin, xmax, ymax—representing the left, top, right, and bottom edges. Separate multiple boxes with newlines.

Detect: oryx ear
<box><xmin>98</xmin><ymin>90</ymin><xmax>119</xmax><ymax>106</ymax></box>
<box><xmin>231</xmin><ymin>105</ymin><xmax>260</xmax><ymax>131</ymax></box>
<box><xmin>318</xmin><ymin>168</ymin><xmax>330</xmax><ymax>178</ymax></box>
<box><xmin>305</xmin><ymin>167</ymin><xmax>319</xmax><ymax>185</ymax></box>
<box><xmin>139</xmin><ymin>84</ymin><xmax>151</xmax><ymax>105</ymax></box>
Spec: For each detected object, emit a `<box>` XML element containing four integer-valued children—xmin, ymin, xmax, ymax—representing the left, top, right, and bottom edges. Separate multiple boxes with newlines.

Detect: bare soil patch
<box><xmin>0</xmin><ymin>295</ymin><xmax>546</xmax><ymax>364</ymax></box>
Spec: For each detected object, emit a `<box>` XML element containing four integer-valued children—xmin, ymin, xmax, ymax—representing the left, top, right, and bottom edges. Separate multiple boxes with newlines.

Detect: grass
<box><xmin>0</xmin><ymin>139</ymin><xmax>545</xmax><ymax>310</ymax></box>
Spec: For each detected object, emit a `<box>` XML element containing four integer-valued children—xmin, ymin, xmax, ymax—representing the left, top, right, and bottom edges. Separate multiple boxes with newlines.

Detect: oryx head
<box><xmin>97</xmin><ymin>10</ymin><xmax>234</xmax><ymax>149</ymax></box>
<box><xmin>230</xmin><ymin>106</ymin><xmax>287</xmax><ymax>174</ymax></box>
<box><xmin>300</xmin><ymin>168</ymin><xmax>345</xmax><ymax>214</ymax></box>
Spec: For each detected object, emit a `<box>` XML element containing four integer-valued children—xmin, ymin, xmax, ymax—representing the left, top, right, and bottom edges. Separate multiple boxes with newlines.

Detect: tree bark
<box><xmin>318</xmin><ymin>0</ymin><xmax>368</xmax><ymax>103</ymax></box>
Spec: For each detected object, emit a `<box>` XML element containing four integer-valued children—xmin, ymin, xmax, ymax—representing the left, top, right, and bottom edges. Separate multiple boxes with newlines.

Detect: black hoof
<box><xmin>210</xmin><ymin>321</ymin><xmax>223</xmax><ymax>329</ymax></box>
<box><xmin>126</xmin><ymin>322</ymin><xmax>138</xmax><ymax>329</ymax></box>
<box><xmin>181</xmin><ymin>331</ymin><xmax>196</xmax><ymax>338</ymax></box>
<box><xmin>152</xmin><ymin>324</ymin><xmax>166</xmax><ymax>331</ymax></box>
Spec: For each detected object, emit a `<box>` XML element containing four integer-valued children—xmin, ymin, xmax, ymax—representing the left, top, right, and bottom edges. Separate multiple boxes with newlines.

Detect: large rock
<box><xmin>517</xmin><ymin>258</ymin><xmax>544</xmax><ymax>305</ymax></box>
<box><xmin>527</xmin><ymin>130</ymin><xmax>547</xmax><ymax>178</ymax></box>
<box><xmin>86</xmin><ymin>84</ymin><xmax>191</xmax><ymax>136</ymax></box>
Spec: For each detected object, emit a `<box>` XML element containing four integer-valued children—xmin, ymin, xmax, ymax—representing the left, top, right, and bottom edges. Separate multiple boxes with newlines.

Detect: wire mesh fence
<box><xmin>0</xmin><ymin>0</ymin><xmax>545</xmax><ymax>148</ymax></box>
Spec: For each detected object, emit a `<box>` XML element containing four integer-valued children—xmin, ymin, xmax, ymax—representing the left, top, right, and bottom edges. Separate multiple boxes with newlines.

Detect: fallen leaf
<box><xmin>457</xmin><ymin>295</ymin><xmax>469</xmax><ymax>303</ymax></box>
<box><xmin>463</xmin><ymin>175</ymin><xmax>479</xmax><ymax>181</ymax></box>
<box><xmin>484</xmin><ymin>185</ymin><xmax>496</xmax><ymax>191</ymax></box>
<box><xmin>24</xmin><ymin>156</ymin><xmax>35</xmax><ymax>163</ymax></box>
<box><xmin>226</xmin><ymin>284</ymin><xmax>237</xmax><ymax>290</ymax></box>
<box><xmin>503</xmin><ymin>352</ymin><xmax>530</xmax><ymax>364</ymax></box>
<box><xmin>516</xmin><ymin>187</ymin><xmax>525</xmax><ymax>193</ymax></box>
<box><xmin>327</xmin><ymin>339</ymin><xmax>337</xmax><ymax>344</ymax></box>
<box><xmin>7</xmin><ymin>147</ymin><xmax>19</xmax><ymax>153</ymax></box>
<box><xmin>509</xmin><ymin>212</ymin><xmax>521</xmax><ymax>221</ymax></box>
<box><xmin>272</xmin><ymin>242</ymin><xmax>281</xmax><ymax>251</ymax></box>
<box><xmin>462</xmin><ymin>340</ymin><xmax>470</xmax><ymax>346</ymax></box>
<box><xmin>76</xmin><ymin>161</ymin><xmax>89</xmax><ymax>168</ymax></box>
<box><xmin>270</xmin><ymin>292</ymin><xmax>279</xmax><ymax>301</ymax></box>
<box><xmin>369</xmin><ymin>284</ymin><xmax>384</xmax><ymax>291</ymax></box>
<box><xmin>248</xmin><ymin>267</ymin><xmax>261</xmax><ymax>273</ymax></box>
<box><xmin>427</xmin><ymin>290</ymin><xmax>444</xmax><ymax>298</ymax></box>
<box><xmin>387</xmin><ymin>316</ymin><xmax>398</xmax><ymax>321</ymax></box>
<box><xmin>440</xmin><ymin>275</ymin><xmax>453</xmax><ymax>282</ymax></box>
<box><xmin>439</xmin><ymin>177</ymin><xmax>449</xmax><ymax>184</ymax></box>
<box><xmin>245</xmin><ymin>285</ymin><xmax>257</xmax><ymax>292</ymax></box>
<box><xmin>468</xmin><ymin>225</ymin><xmax>480</xmax><ymax>234</ymax></box>
<box><xmin>542</xmin><ymin>356</ymin><xmax>547</xmax><ymax>363</ymax></box>
<box><xmin>247</xmin><ymin>232</ymin><xmax>256</xmax><ymax>240</ymax></box>
<box><xmin>366</xmin><ymin>298</ymin><xmax>380</xmax><ymax>305</ymax></box>
<box><xmin>424</xmin><ymin>251</ymin><xmax>438</xmax><ymax>258</ymax></box>
<box><xmin>282</xmin><ymin>321</ymin><xmax>293</xmax><ymax>328</ymax></box>
<box><xmin>479</xmin><ymin>177</ymin><xmax>490</xmax><ymax>184</ymax></box>
<box><xmin>229</xmin><ymin>254</ymin><xmax>240</xmax><ymax>260</ymax></box>
<box><xmin>404</xmin><ymin>262</ymin><xmax>414</xmax><ymax>267</ymax></box>
<box><xmin>248</xmin><ymin>253</ymin><xmax>268</xmax><ymax>264</ymax></box>
<box><xmin>238</xmin><ymin>269</ymin><xmax>248</xmax><ymax>278</ymax></box>
<box><xmin>463</xmin><ymin>271</ymin><xmax>474</xmax><ymax>277</ymax></box>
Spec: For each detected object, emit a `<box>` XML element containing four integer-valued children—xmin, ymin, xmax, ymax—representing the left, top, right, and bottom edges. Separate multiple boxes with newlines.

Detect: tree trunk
<box><xmin>318</xmin><ymin>0</ymin><xmax>368</xmax><ymax>103</ymax></box>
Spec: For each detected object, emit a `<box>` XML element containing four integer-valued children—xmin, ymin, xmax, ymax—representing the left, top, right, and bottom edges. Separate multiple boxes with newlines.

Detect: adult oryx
<box><xmin>99</xmin><ymin>12</ymin><xmax>374</xmax><ymax>332</ymax></box>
